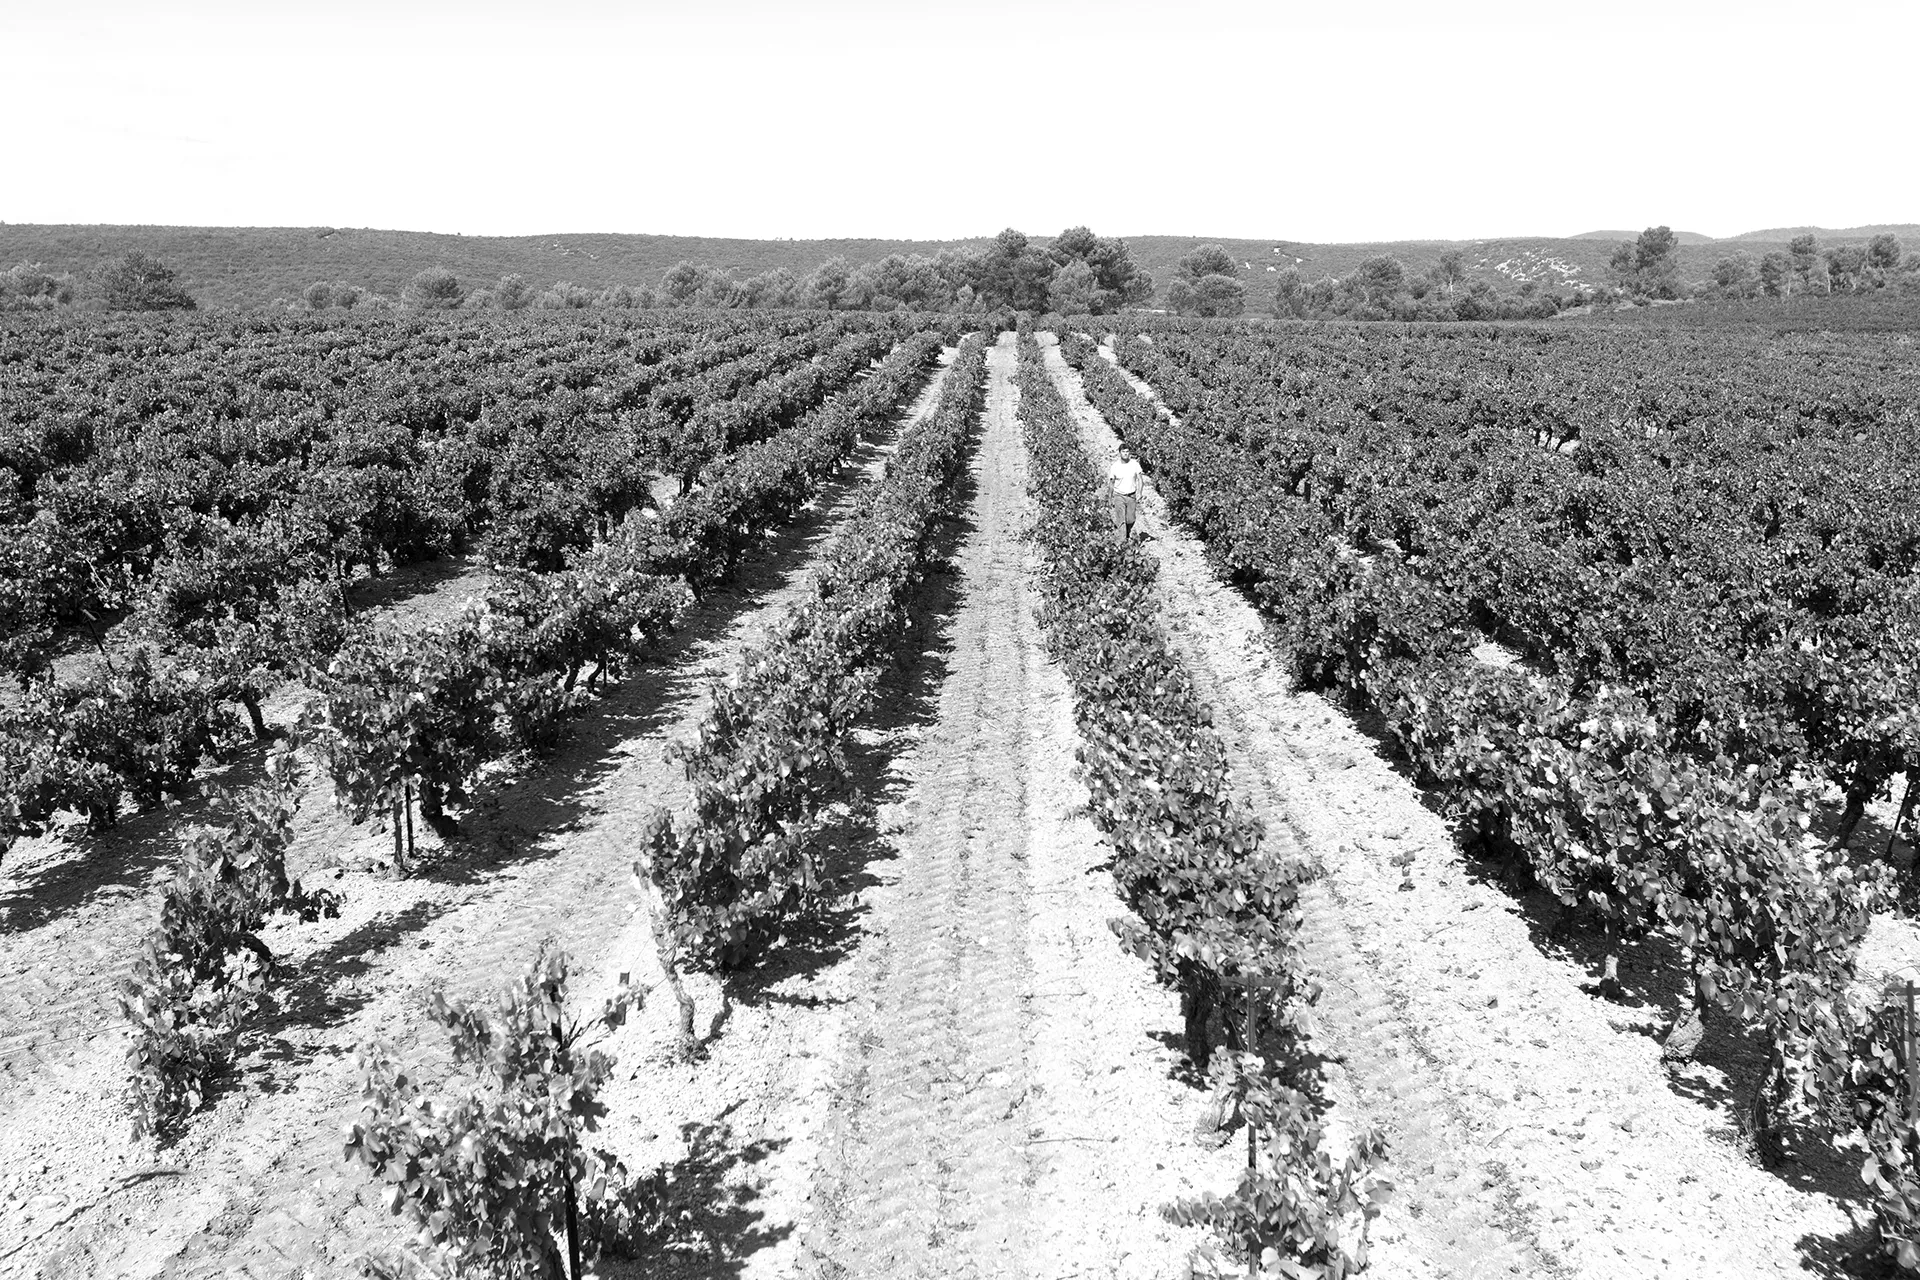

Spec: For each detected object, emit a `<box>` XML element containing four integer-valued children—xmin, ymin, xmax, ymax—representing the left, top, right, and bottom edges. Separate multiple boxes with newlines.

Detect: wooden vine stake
<box><xmin>1888</xmin><ymin>774</ymin><xmax>1917</xmax><ymax>862</ymax></box>
<box><xmin>391</xmin><ymin>796</ymin><xmax>406</xmax><ymax>877</ymax></box>
<box><xmin>1222</xmin><ymin>971</ymin><xmax>1288</xmax><ymax>1279</ymax></box>
<box><xmin>1247</xmin><ymin>986</ymin><xmax>1259</xmax><ymax>1280</ymax></box>
<box><xmin>546</xmin><ymin>1008</ymin><xmax>584</xmax><ymax>1280</ymax></box>
<box><xmin>1896</xmin><ymin>982</ymin><xmax>1912</xmax><ymax>1120</ymax></box>
<box><xmin>390</xmin><ymin>781</ymin><xmax>417</xmax><ymax>877</ymax></box>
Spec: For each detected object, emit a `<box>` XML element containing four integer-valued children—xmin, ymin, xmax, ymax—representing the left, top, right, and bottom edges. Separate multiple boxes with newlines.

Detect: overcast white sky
<box><xmin>3</xmin><ymin>0</ymin><xmax>1914</xmax><ymax>243</ymax></box>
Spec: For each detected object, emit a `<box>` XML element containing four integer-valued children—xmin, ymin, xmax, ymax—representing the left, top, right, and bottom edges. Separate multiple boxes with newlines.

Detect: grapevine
<box><xmin>639</xmin><ymin>334</ymin><xmax>988</xmax><ymax>1051</ymax></box>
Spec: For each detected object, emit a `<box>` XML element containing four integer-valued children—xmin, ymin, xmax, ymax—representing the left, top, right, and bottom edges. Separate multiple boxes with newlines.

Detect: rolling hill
<box><xmin>0</xmin><ymin>223</ymin><xmax>1912</xmax><ymax>310</ymax></box>
<box><xmin>0</xmin><ymin>225</ymin><xmax>996</xmax><ymax>311</ymax></box>
<box><xmin>1568</xmin><ymin>230</ymin><xmax>1716</xmax><ymax>244</ymax></box>
<box><xmin>1719</xmin><ymin>224</ymin><xmax>1920</xmax><ymax>244</ymax></box>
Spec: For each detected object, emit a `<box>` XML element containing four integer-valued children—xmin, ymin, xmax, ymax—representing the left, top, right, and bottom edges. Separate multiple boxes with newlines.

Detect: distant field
<box><xmin>1</xmin><ymin>222</ymin><xmax>1913</xmax><ymax>310</ymax></box>
<box><xmin>1564</xmin><ymin>289</ymin><xmax>1920</xmax><ymax>333</ymax></box>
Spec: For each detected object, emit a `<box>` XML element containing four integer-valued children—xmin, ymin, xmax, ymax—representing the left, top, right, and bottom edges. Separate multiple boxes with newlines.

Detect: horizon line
<box><xmin>4</xmin><ymin>220</ymin><xmax>1917</xmax><ymax>247</ymax></box>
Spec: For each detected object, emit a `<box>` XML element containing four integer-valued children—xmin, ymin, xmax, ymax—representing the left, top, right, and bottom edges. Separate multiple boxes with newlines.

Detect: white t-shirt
<box><xmin>1108</xmin><ymin>457</ymin><xmax>1143</xmax><ymax>496</ymax></box>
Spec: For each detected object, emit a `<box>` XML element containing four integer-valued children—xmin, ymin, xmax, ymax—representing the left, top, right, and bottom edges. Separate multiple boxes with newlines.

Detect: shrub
<box><xmin>99</xmin><ymin>252</ymin><xmax>197</xmax><ymax>311</ymax></box>
<box><xmin>1176</xmin><ymin>1047</ymin><xmax>1391</xmax><ymax>1278</ymax></box>
<box><xmin>343</xmin><ymin>942</ymin><xmax>664</xmax><ymax>1279</ymax></box>
<box><xmin>496</xmin><ymin>273</ymin><xmax>536</xmax><ymax>310</ymax></box>
<box><xmin>118</xmin><ymin>748</ymin><xmax>339</xmax><ymax>1138</ymax></box>
<box><xmin>403</xmin><ymin>267</ymin><xmax>465</xmax><ymax>310</ymax></box>
<box><xmin>0</xmin><ymin>261</ymin><xmax>76</xmax><ymax>310</ymax></box>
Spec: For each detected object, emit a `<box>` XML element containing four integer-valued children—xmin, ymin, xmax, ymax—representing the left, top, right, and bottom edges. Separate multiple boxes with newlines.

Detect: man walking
<box><xmin>1108</xmin><ymin>444</ymin><xmax>1143</xmax><ymax>544</ymax></box>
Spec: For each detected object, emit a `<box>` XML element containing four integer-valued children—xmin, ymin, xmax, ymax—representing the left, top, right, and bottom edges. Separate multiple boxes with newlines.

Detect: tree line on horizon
<box><xmin>0</xmin><ymin>252</ymin><xmax>196</xmax><ymax>313</ymax></box>
<box><xmin>294</xmin><ymin>233</ymin><xmax>1588</xmax><ymax>322</ymax></box>
<box><xmin>291</xmin><ymin>227</ymin><xmax>1156</xmax><ymax>317</ymax></box>
<box><xmin>9</xmin><ymin>226</ymin><xmax>1919</xmax><ymax>322</ymax></box>
<box><xmin>1581</xmin><ymin>225</ymin><xmax>1919</xmax><ymax>304</ymax></box>
<box><xmin>1696</xmin><ymin>230</ymin><xmax>1916</xmax><ymax>300</ymax></box>
<box><xmin>1263</xmin><ymin>226</ymin><xmax>1920</xmax><ymax>319</ymax></box>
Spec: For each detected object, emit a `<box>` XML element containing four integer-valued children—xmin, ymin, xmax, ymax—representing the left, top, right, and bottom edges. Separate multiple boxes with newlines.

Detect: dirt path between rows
<box><xmin>785</xmin><ymin>333</ymin><xmax>1230</xmax><ymax>1279</ymax></box>
<box><xmin>0</xmin><ymin>356</ymin><xmax>956</xmax><ymax>1279</ymax></box>
<box><xmin>1046</xmin><ymin>334</ymin><xmax>1878</xmax><ymax>1280</ymax></box>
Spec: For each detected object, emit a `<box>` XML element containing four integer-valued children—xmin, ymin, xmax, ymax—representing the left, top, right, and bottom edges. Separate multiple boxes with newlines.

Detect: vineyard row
<box><xmin>1013</xmin><ymin>332</ymin><xmax>1387</xmax><ymax>1273</ymax></box>
<box><xmin>110</xmin><ymin>330</ymin><xmax>952</xmax><ymax>1132</ymax></box>
<box><xmin>1</xmin><ymin>311</ymin><xmax>943</xmax><ymax>680</ymax></box>
<box><xmin>1060</xmin><ymin>329</ymin><xmax>1920</xmax><ymax>1266</ymax></box>
<box><xmin>0</xmin><ymin>325</ymin><xmax>950</xmax><ymax>861</ymax></box>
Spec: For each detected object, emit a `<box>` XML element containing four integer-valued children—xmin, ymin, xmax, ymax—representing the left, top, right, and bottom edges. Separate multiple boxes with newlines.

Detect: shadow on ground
<box><xmin>0</xmin><ymin>557</ymin><xmax>487</xmax><ymax>937</ymax></box>
<box><xmin>1797</xmin><ymin>1218</ymin><xmax>1897</xmax><ymax>1279</ymax></box>
<box><xmin>598</xmin><ymin>1121</ymin><xmax>791</xmax><ymax>1279</ymax></box>
<box><xmin>248</xmin><ymin>899</ymin><xmax>462</xmax><ymax>1073</ymax></box>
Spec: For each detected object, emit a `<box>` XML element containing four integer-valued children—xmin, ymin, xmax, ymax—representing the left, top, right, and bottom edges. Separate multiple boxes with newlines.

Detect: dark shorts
<box><xmin>1112</xmin><ymin>492</ymin><xmax>1139</xmax><ymax>526</ymax></box>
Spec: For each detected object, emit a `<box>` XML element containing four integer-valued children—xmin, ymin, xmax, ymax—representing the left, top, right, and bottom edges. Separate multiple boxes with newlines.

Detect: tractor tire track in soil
<box><xmin>797</xmin><ymin>333</ymin><xmax>1230</xmax><ymax>1280</ymax></box>
<box><xmin>800</xmin><ymin>333</ymin><xmax>1044</xmax><ymax>1277</ymax></box>
<box><xmin>0</xmin><ymin>355</ymin><xmax>957</xmax><ymax>1280</ymax></box>
<box><xmin>1048</xmin><ymin>335</ymin><xmax>1877</xmax><ymax>1280</ymax></box>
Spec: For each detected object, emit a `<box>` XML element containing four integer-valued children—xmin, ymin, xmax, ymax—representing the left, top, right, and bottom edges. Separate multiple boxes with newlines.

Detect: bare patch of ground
<box><xmin>785</xmin><ymin>334</ymin><xmax>1226</xmax><ymax>1280</ymax></box>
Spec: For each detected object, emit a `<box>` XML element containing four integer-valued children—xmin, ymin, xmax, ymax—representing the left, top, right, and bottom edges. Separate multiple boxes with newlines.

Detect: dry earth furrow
<box><xmin>798</xmin><ymin>331</ymin><xmax>1238</xmax><ymax>1280</ymax></box>
<box><xmin>1016</xmin><ymin>642</ymin><xmax>1230</xmax><ymax>1278</ymax></box>
<box><xmin>801</xmin><ymin>335</ymin><xmax>1039</xmax><ymax>1279</ymax></box>
<box><xmin>0</xmin><ymin>357</ymin><xmax>955</xmax><ymax>1279</ymax></box>
<box><xmin>1055</xmin><ymin>335</ymin><xmax>1873</xmax><ymax>1278</ymax></box>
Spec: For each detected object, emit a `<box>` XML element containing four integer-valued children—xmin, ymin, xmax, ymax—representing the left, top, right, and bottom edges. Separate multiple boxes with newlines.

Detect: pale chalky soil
<box><xmin>1047</xmin><ymin>333</ymin><xmax>1876</xmax><ymax>1279</ymax></box>
<box><xmin>799</xmin><ymin>333</ymin><xmax>1230</xmax><ymax>1279</ymax></box>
